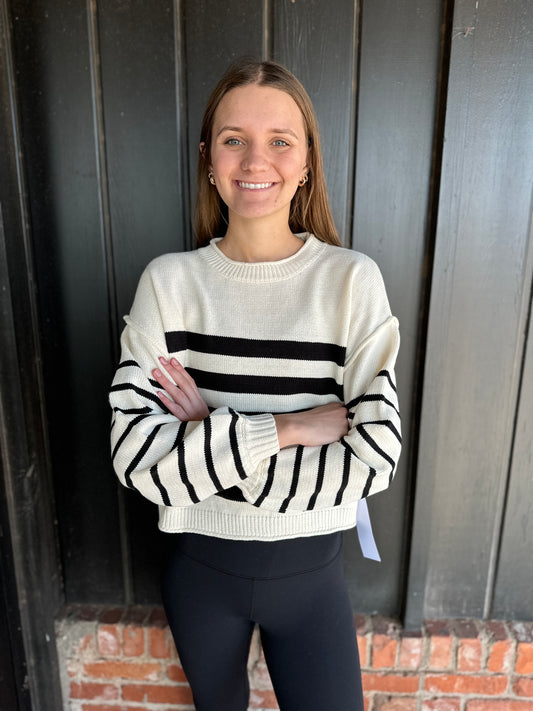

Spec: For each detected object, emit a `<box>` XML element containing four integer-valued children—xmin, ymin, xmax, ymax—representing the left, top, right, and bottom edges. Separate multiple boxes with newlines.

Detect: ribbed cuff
<box><xmin>241</xmin><ymin>412</ymin><xmax>280</xmax><ymax>470</ymax></box>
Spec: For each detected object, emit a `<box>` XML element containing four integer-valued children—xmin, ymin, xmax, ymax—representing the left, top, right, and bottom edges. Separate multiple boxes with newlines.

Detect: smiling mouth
<box><xmin>237</xmin><ymin>181</ymin><xmax>275</xmax><ymax>190</ymax></box>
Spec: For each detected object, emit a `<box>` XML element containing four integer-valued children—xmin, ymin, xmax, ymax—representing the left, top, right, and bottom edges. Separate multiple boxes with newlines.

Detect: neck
<box><xmin>218</xmin><ymin>212</ymin><xmax>303</xmax><ymax>263</ymax></box>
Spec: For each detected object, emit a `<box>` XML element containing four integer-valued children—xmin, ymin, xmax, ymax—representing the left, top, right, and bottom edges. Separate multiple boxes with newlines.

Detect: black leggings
<box><xmin>161</xmin><ymin>532</ymin><xmax>364</xmax><ymax>711</ymax></box>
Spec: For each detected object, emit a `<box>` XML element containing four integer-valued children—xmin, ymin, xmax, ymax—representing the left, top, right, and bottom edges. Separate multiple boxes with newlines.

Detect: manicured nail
<box><xmin>159</xmin><ymin>357</ymin><xmax>168</xmax><ymax>364</ymax></box>
<box><xmin>153</xmin><ymin>369</ymin><xmax>161</xmax><ymax>377</ymax></box>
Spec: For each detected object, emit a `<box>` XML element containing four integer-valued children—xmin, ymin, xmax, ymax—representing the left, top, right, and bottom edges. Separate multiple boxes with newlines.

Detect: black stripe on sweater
<box><xmin>166</xmin><ymin>331</ymin><xmax>346</xmax><ymax>366</ymax></box>
<box><xmin>150</xmin><ymin>463</ymin><xmax>171</xmax><ymax>506</ymax></box>
<box><xmin>355</xmin><ymin>423</ymin><xmax>396</xmax><ymax>474</ymax></box>
<box><xmin>187</xmin><ymin>368</ymin><xmax>343</xmax><ymax>399</ymax></box>
<box><xmin>110</xmin><ymin>382</ymin><xmax>166</xmax><ymax>409</ymax></box>
<box><xmin>362</xmin><ymin>468</ymin><xmax>376</xmax><ymax>498</ymax></box>
<box><xmin>228</xmin><ymin>408</ymin><xmax>247</xmax><ymax>480</ymax></box>
<box><xmin>112</xmin><ymin>413</ymin><xmax>151</xmax><ymax>461</ymax></box>
<box><xmin>124</xmin><ymin>423</ymin><xmax>163</xmax><ymax>489</ymax></box>
<box><xmin>279</xmin><ymin>445</ymin><xmax>304</xmax><ymax>513</ymax></box>
<box><xmin>346</xmin><ymin>393</ymin><xmax>400</xmax><ymax>417</ymax></box>
<box><xmin>176</xmin><ymin>422</ymin><xmax>199</xmax><ymax>503</ymax></box>
<box><xmin>306</xmin><ymin>445</ymin><xmax>328</xmax><ymax>511</ymax></box>
<box><xmin>362</xmin><ymin>419</ymin><xmax>402</xmax><ymax>444</ymax></box>
<box><xmin>254</xmin><ymin>455</ymin><xmax>277</xmax><ymax>507</ymax></box>
<box><xmin>335</xmin><ymin>445</ymin><xmax>352</xmax><ymax>506</ymax></box>
<box><xmin>203</xmin><ymin>417</ymin><xmax>224</xmax><ymax>491</ymax></box>
<box><xmin>377</xmin><ymin>369</ymin><xmax>397</xmax><ymax>392</ymax></box>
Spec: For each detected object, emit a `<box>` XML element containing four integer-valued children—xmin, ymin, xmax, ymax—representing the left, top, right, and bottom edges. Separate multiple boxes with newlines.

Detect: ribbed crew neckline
<box><xmin>199</xmin><ymin>233</ymin><xmax>326</xmax><ymax>283</ymax></box>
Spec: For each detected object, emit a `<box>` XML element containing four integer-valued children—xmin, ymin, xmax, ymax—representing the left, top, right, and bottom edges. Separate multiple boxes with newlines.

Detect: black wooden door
<box><xmin>2</xmin><ymin>0</ymin><xmax>532</xmax><ymax>626</ymax></box>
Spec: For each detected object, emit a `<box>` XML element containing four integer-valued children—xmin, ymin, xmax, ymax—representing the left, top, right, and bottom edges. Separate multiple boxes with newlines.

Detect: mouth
<box><xmin>236</xmin><ymin>181</ymin><xmax>275</xmax><ymax>190</ymax></box>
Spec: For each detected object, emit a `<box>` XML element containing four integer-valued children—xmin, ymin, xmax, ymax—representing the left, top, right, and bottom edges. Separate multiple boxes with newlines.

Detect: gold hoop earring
<box><xmin>298</xmin><ymin>173</ymin><xmax>308</xmax><ymax>187</ymax></box>
<box><xmin>208</xmin><ymin>171</ymin><xmax>216</xmax><ymax>186</ymax></box>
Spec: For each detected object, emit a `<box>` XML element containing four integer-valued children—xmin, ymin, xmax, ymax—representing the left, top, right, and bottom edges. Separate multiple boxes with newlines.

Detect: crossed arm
<box><xmin>152</xmin><ymin>356</ymin><xmax>350</xmax><ymax>449</ymax></box>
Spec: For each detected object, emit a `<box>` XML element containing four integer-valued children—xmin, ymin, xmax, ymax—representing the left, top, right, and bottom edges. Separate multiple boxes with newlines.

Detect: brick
<box><xmin>149</xmin><ymin>626</ymin><xmax>173</xmax><ymax>658</ymax></box>
<box><xmin>487</xmin><ymin>640</ymin><xmax>513</xmax><ymax>672</ymax></box>
<box><xmin>167</xmin><ymin>663</ymin><xmax>188</xmax><ymax>683</ymax></box>
<box><xmin>99</xmin><ymin>607</ymin><xmax>124</xmax><ymax>625</ymax></box>
<box><xmin>70</xmin><ymin>682</ymin><xmax>119</xmax><ymax>701</ymax></box>
<box><xmin>358</xmin><ymin>635</ymin><xmax>369</xmax><ymax>667</ymax></box>
<box><xmin>122</xmin><ymin>605</ymin><xmax>150</xmax><ymax>626</ymax></box>
<box><xmin>399</xmin><ymin>637</ymin><xmax>423</xmax><ymax>670</ymax></box>
<box><xmin>355</xmin><ymin>614</ymin><xmax>370</xmax><ymax>635</ymax></box>
<box><xmin>424</xmin><ymin>674</ymin><xmax>508</xmax><ymax>696</ymax></box>
<box><xmin>122</xmin><ymin>625</ymin><xmax>145</xmax><ymax>657</ymax></box>
<box><xmin>510</xmin><ymin>622</ymin><xmax>533</xmax><ymax>643</ymax></box>
<box><xmin>248</xmin><ymin>688</ymin><xmax>279</xmax><ymax>709</ymax></box>
<box><xmin>451</xmin><ymin>619</ymin><xmax>479</xmax><ymax>638</ymax></box>
<box><xmin>516</xmin><ymin>643</ymin><xmax>533</xmax><ymax>674</ymax></box>
<box><xmin>514</xmin><ymin>677</ymin><xmax>533</xmax><ymax>697</ymax></box>
<box><xmin>425</xmin><ymin>620</ymin><xmax>452</xmax><ymax>637</ymax></box>
<box><xmin>122</xmin><ymin>683</ymin><xmax>194</xmax><ymax>704</ymax></box>
<box><xmin>148</xmin><ymin>607</ymin><xmax>168</xmax><ymax>627</ymax></box>
<box><xmin>374</xmin><ymin>695</ymin><xmax>417</xmax><ymax>710</ymax></box>
<box><xmin>362</xmin><ymin>673</ymin><xmax>419</xmax><ymax>694</ymax></box>
<box><xmin>81</xmin><ymin>706</ymin><xmax>125</xmax><ymax>711</ymax></box>
<box><xmin>372</xmin><ymin>634</ymin><xmax>398</xmax><ymax>669</ymax></box>
<box><xmin>428</xmin><ymin>635</ymin><xmax>454</xmax><ymax>670</ymax></box>
<box><xmin>422</xmin><ymin>699</ymin><xmax>461</xmax><ymax>711</ymax></box>
<box><xmin>457</xmin><ymin>638</ymin><xmax>482</xmax><ymax>672</ymax></box>
<box><xmin>485</xmin><ymin>620</ymin><xmax>510</xmax><ymax>642</ymax></box>
<box><xmin>97</xmin><ymin>625</ymin><xmax>121</xmax><ymax>657</ymax></box>
<box><xmin>83</xmin><ymin>661</ymin><xmax>161</xmax><ymax>681</ymax></box>
<box><xmin>466</xmin><ymin>702</ymin><xmax>533</xmax><ymax>711</ymax></box>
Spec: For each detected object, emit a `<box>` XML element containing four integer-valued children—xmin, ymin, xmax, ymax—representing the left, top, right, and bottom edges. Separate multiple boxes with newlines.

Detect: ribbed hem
<box><xmin>158</xmin><ymin>503</ymin><xmax>358</xmax><ymax>541</ymax></box>
<box><xmin>241</xmin><ymin>412</ymin><xmax>280</xmax><ymax>469</ymax></box>
<box><xmin>199</xmin><ymin>233</ymin><xmax>326</xmax><ymax>283</ymax></box>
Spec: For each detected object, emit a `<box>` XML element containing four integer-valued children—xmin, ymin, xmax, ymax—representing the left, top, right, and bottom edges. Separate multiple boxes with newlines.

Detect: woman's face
<box><xmin>207</xmin><ymin>84</ymin><xmax>309</xmax><ymax>226</ymax></box>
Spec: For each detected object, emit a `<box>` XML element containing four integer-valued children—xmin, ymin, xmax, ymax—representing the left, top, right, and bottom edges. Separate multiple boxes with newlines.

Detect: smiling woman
<box><xmin>109</xmin><ymin>58</ymin><xmax>401</xmax><ymax>711</ymax></box>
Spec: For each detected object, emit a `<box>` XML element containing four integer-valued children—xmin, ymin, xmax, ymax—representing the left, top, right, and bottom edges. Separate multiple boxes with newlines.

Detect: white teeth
<box><xmin>238</xmin><ymin>181</ymin><xmax>273</xmax><ymax>190</ymax></box>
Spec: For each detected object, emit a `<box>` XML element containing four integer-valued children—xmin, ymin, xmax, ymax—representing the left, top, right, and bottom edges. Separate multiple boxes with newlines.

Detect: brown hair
<box><xmin>194</xmin><ymin>58</ymin><xmax>340</xmax><ymax>246</ymax></box>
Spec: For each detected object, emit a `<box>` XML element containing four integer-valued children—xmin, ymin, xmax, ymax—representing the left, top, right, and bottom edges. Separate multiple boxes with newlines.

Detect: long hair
<box><xmin>194</xmin><ymin>58</ymin><xmax>340</xmax><ymax>246</ymax></box>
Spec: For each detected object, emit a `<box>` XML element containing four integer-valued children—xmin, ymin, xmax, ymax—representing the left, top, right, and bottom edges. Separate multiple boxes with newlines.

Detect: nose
<box><xmin>241</xmin><ymin>142</ymin><xmax>269</xmax><ymax>173</ymax></box>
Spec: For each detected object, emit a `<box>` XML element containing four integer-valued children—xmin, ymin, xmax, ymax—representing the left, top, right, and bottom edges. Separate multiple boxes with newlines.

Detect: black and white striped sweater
<box><xmin>109</xmin><ymin>234</ymin><xmax>401</xmax><ymax>540</ymax></box>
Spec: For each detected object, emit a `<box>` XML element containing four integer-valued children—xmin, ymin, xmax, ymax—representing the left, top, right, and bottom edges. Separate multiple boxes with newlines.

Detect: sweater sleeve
<box><xmin>109</xmin><ymin>267</ymin><xmax>280</xmax><ymax>507</ymax></box>
<box><xmin>238</xmin><ymin>274</ymin><xmax>401</xmax><ymax>514</ymax></box>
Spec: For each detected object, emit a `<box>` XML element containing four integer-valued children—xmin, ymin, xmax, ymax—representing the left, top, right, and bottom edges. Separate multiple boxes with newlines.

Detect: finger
<box><xmin>156</xmin><ymin>390</ymin><xmax>190</xmax><ymax>421</ymax></box>
<box><xmin>152</xmin><ymin>367</ymin><xmax>180</xmax><ymax>396</ymax></box>
<box><xmin>159</xmin><ymin>357</ymin><xmax>198</xmax><ymax>398</ymax></box>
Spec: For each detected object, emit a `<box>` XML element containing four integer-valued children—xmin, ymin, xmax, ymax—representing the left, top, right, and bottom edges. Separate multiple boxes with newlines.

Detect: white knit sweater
<box><xmin>109</xmin><ymin>234</ymin><xmax>401</xmax><ymax>540</ymax></box>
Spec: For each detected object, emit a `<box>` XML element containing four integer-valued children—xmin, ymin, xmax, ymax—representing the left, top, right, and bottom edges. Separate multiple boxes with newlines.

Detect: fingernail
<box><xmin>159</xmin><ymin>357</ymin><xmax>168</xmax><ymax>364</ymax></box>
<box><xmin>170</xmin><ymin>358</ymin><xmax>179</xmax><ymax>366</ymax></box>
<box><xmin>153</xmin><ymin>369</ymin><xmax>161</xmax><ymax>377</ymax></box>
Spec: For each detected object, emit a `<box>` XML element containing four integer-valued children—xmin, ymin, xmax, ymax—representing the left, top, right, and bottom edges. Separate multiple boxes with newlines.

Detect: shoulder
<box><xmin>314</xmin><ymin>239</ymin><xmax>384</xmax><ymax>283</ymax></box>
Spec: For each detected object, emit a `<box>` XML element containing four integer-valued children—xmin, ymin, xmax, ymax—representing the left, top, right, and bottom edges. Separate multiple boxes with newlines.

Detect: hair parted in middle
<box><xmin>194</xmin><ymin>58</ymin><xmax>341</xmax><ymax>247</ymax></box>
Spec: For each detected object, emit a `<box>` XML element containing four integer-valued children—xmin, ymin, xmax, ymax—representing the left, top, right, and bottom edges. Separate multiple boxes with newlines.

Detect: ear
<box><xmin>199</xmin><ymin>142</ymin><xmax>206</xmax><ymax>156</ymax></box>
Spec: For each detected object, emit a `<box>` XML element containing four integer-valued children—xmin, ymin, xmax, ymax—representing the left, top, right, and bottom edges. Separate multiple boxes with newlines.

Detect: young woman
<box><xmin>109</xmin><ymin>59</ymin><xmax>401</xmax><ymax>711</ymax></box>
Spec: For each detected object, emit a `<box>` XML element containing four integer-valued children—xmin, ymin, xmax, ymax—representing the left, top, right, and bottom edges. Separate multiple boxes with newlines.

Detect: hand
<box><xmin>274</xmin><ymin>402</ymin><xmax>349</xmax><ymax>449</ymax></box>
<box><xmin>152</xmin><ymin>357</ymin><xmax>209</xmax><ymax>421</ymax></box>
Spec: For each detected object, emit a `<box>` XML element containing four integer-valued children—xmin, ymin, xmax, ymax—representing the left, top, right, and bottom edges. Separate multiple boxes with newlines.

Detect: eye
<box><xmin>225</xmin><ymin>138</ymin><xmax>242</xmax><ymax>146</ymax></box>
<box><xmin>272</xmin><ymin>139</ymin><xmax>289</xmax><ymax>147</ymax></box>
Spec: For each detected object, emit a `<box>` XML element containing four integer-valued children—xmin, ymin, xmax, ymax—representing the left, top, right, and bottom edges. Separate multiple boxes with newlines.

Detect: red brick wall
<box><xmin>56</xmin><ymin>606</ymin><xmax>533</xmax><ymax>711</ymax></box>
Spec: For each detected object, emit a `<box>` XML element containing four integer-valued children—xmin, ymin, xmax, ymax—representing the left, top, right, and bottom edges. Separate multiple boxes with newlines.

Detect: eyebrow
<box><xmin>216</xmin><ymin>126</ymin><xmax>300</xmax><ymax>140</ymax></box>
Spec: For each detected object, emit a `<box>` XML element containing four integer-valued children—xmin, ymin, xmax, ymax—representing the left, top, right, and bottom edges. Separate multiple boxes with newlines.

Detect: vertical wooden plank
<box><xmin>98</xmin><ymin>0</ymin><xmax>186</xmax><ymax>320</ymax></box>
<box><xmin>0</xmin><ymin>1</ymin><xmax>63</xmax><ymax>704</ymax></box>
<box><xmin>405</xmin><ymin>0</ymin><xmax>533</xmax><ymax>625</ymax></box>
<box><xmin>349</xmin><ymin>0</ymin><xmax>442</xmax><ymax>615</ymax></box>
<box><xmin>493</xmin><ymin>281</ymin><xmax>533</xmax><ymax>619</ymax></box>
<box><xmin>97</xmin><ymin>0</ymin><xmax>188</xmax><ymax>604</ymax></box>
<box><xmin>10</xmin><ymin>0</ymin><xmax>123</xmax><ymax>602</ymax></box>
<box><xmin>272</xmin><ymin>0</ymin><xmax>357</xmax><ymax>244</ymax></box>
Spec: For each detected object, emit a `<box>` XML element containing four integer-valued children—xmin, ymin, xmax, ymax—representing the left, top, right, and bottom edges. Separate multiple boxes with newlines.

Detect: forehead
<box><xmin>213</xmin><ymin>84</ymin><xmax>306</xmax><ymax>134</ymax></box>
